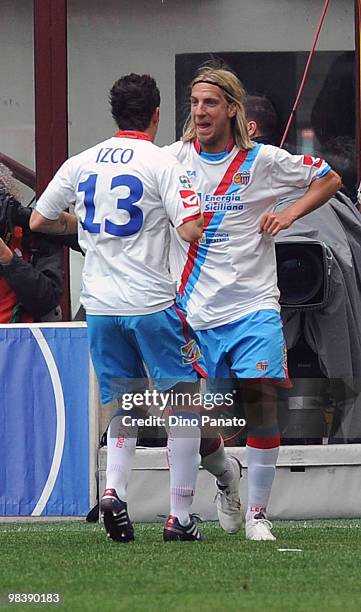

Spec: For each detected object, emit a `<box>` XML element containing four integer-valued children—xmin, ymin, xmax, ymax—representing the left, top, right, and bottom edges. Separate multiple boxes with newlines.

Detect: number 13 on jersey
<box><xmin>78</xmin><ymin>173</ymin><xmax>144</xmax><ymax>236</ymax></box>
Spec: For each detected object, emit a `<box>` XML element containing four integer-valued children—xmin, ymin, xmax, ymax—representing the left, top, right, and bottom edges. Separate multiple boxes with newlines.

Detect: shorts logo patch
<box><xmin>179</xmin><ymin>189</ymin><xmax>199</xmax><ymax>208</ymax></box>
<box><xmin>256</xmin><ymin>360</ymin><xmax>269</xmax><ymax>372</ymax></box>
<box><xmin>181</xmin><ymin>339</ymin><xmax>201</xmax><ymax>365</ymax></box>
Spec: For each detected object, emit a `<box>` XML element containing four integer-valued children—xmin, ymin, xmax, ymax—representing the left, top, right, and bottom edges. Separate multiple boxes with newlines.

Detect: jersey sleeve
<box><xmin>35</xmin><ymin>159</ymin><xmax>76</xmax><ymax>220</ymax></box>
<box><xmin>157</xmin><ymin>156</ymin><xmax>201</xmax><ymax>228</ymax></box>
<box><xmin>268</xmin><ymin>146</ymin><xmax>331</xmax><ymax>198</ymax></box>
<box><xmin>162</xmin><ymin>141</ymin><xmax>184</xmax><ymax>157</ymax></box>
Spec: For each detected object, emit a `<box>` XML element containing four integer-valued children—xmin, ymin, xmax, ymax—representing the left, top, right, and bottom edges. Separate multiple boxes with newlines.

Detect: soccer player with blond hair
<box><xmin>167</xmin><ymin>61</ymin><xmax>341</xmax><ymax>540</ymax></box>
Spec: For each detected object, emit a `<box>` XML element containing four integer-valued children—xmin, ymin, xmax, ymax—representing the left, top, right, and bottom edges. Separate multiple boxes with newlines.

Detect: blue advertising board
<box><xmin>0</xmin><ymin>324</ymin><xmax>90</xmax><ymax>516</ymax></box>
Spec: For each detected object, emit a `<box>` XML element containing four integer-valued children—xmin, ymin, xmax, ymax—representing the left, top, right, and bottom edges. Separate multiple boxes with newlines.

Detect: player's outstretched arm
<box><xmin>30</xmin><ymin>209</ymin><xmax>78</xmax><ymax>235</ymax></box>
<box><xmin>177</xmin><ymin>215</ymin><xmax>203</xmax><ymax>243</ymax></box>
<box><xmin>259</xmin><ymin>169</ymin><xmax>341</xmax><ymax>237</ymax></box>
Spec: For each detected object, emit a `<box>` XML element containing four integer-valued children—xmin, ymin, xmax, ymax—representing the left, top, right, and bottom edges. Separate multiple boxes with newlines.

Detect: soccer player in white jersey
<box><xmin>30</xmin><ymin>73</ymin><xmax>207</xmax><ymax>543</ymax></box>
<box><xmin>167</xmin><ymin>63</ymin><xmax>341</xmax><ymax>540</ymax></box>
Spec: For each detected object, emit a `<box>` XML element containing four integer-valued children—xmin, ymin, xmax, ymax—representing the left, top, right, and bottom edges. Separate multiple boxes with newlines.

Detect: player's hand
<box><xmin>0</xmin><ymin>238</ymin><xmax>14</xmax><ymax>264</ymax></box>
<box><xmin>259</xmin><ymin>210</ymin><xmax>296</xmax><ymax>237</ymax></box>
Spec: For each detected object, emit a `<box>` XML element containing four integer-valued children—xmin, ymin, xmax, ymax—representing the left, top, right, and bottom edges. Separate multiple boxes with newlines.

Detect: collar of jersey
<box><xmin>114</xmin><ymin>130</ymin><xmax>152</xmax><ymax>141</ymax></box>
<box><xmin>193</xmin><ymin>139</ymin><xmax>235</xmax><ymax>162</ymax></box>
<box><xmin>199</xmin><ymin>150</ymin><xmax>230</xmax><ymax>162</ymax></box>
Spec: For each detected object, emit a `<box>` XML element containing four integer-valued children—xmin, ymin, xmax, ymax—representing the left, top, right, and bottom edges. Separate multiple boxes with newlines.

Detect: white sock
<box><xmin>201</xmin><ymin>437</ymin><xmax>237</xmax><ymax>486</ymax></box>
<box><xmin>167</xmin><ymin>424</ymin><xmax>201</xmax><ymax>526</ymax></box>
<box><xmin>106</xmin><ymin>414</ymin><xmax>138</xmax><ymax>502</ymax></box>
<box><xmin>246</xmin><ymin>444</ymin><xmax>279</xmax><ymax>520</ymax></box>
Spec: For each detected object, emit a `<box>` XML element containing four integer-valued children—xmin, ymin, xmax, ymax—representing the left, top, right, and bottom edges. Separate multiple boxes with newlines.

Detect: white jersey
<box><xmin>35</xmin><ymin>132</ymin><xmax>200</xmax><ymax>315</ymax></box>
<box><xmin>165</xmin><ymin>141</ymin><xmax>331</xmax><ymax>330</ymax></box>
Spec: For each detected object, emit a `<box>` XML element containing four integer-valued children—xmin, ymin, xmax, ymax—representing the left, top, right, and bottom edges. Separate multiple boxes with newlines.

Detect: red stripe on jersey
<box><xmin>114</xmin><ymin>130</ymin><xmax>152</xmax><ymax>141</ymax></box>
<box><xmin>179</xmin><ymin>210</ymin><xmax>213</xmax><ymax>296</ymax></box>
<box><xmin>247</xmin><ymin>434</ymin><xmax>281</xmax><ymax>449</ymax></box>
<box><xmin>173</xmin><ymin>305</ymin><xmax>207</xmax><ymax>378</ymax></box>
<box><xmin>182</xmin><ymin>212</ymin><xmax>202</xmax><ymax>224</ymax></box>
<box><xmin>193</xmin><ymin>140</ymin><xmax>201</xmax><ymax>154</ymax></box>
<box><xmin>179</xmin><ymin>242</ymin><xmax>200</xmax><ymax>297</ymax></box>
<box><xmin>179</xmin><ymin>148</ymin><xmax>248</xmax><ymax>296</ymax></box>
<box><xmin>214</xmin><ymin>149</ymin><xmax>248</xmax><ymax>195</ymax></box>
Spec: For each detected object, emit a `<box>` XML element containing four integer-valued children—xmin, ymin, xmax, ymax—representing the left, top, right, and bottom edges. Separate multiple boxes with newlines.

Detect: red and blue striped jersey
<box><xmin>166</xmin><ymin>141</ymin><xmax>331</xmax><ymax>330</ymax></box>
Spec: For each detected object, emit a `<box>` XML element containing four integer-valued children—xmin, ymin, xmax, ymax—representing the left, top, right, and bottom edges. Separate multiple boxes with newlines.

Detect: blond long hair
<box><xmin>182</xmin><ymin>63</ymin><xmax>254</xmax><ymax>150</ymax></box>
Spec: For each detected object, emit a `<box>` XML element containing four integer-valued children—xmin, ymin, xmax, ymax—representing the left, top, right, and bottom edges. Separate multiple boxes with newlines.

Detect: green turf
<box><xmin>0</xmin><ymin>520</ymin><xmax>360</xmax><ymax>612</ymax></box>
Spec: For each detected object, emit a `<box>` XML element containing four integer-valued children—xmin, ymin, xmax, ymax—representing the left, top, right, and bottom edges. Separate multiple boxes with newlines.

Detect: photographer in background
<box><xmin>0</xmin><ymin>163</ymin><xmax>64</xmax><ymax>323</ymax></box>
<box><xmin>245</xmin><ymin>95</ymin><xmax>361</xmax><ymax>442</ymax></box>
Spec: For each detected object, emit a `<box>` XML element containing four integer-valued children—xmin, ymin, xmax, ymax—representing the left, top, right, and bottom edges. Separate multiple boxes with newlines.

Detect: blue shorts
<box><xmin>196</xmin><ymin>309</ymin><xmax>288</xmax><ymax>384</ymax></box>
<box><xmin>87</xmin><ymin>305</ymin><xmax>207</xmax><ymax>404</ymax></box>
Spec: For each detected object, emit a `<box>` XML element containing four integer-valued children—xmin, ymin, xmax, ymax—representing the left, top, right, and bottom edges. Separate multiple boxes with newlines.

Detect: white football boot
<box><xmin>245</xmin><ymin>512</ymin><xmax>276</xmax><ymax>541</ymax></box>
<box><xmin>215</xmin><ymin>456</ymin><xmax>243</xmax><ymax>534</ymax></box>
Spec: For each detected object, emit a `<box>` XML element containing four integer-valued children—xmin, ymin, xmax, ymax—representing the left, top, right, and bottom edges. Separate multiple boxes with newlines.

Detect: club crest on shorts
<box><xmin>233</xmin><ymin>170</ymin><xmax>250</xmax><ymax>186</ymax></box>
<box><xmin>256</xmin><ymin>360</ymin><xmax>269</xmax><ymax>372</ymax></box>
<box><xmin>181</xmin><ymin>339</ymin><xmax>201</xmax><ymax>365</ymax></box>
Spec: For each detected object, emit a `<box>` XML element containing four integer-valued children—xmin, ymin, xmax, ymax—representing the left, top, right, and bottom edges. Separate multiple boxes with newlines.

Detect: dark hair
<box><xmin>245</xmin><ymin>93</ymin><xmax>279</xmax><ymax>141</ymax></box>
<box><xmin>109</xmin><ymin>73</ymin><xmax>160</xmax><ymax>131</ymax></box>
<box><xmin>318</xmin><ymin>135</ymin><xmax>357</xmax><ymax>200</ymax></box>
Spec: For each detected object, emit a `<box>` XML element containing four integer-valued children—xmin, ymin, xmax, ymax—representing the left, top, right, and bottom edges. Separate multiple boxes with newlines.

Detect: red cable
<box><xmin>280</xmin><ymin>0</ymin><xmax>331</xmax><ymax>148</ymax></box>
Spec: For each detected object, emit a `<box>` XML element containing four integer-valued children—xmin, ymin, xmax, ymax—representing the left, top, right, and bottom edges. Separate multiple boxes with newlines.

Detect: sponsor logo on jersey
<box><xmin>256</xmin><ymin>360</ymin><xmax>269</xmax><ymax>372</ymax></box>
<box><xmin>179</xmin><ymin>190</ymin><xmax>199</xmax><ymax>208</ymax></box>
<box><xmin>233</xmin><ymin>170</ymin><xmax>250</xmax><ymax>185</ymax></box>
<box><xmin>203</xmin><ymin>193</ymin><xmax>243</xmax><ymax>212</ymax></box>
<box><xmin>199</xmin><ymin>232</ymin><xmax>230</xmax><ymax>244</ymax></box>
<box><xmin>302</xmin><ymin>155</ymin><xmax>323</xmax><ymax>169</ymax></box>
<box><xmin>179</xmin><ymin>174</ymin><xmax>192</xmax><ymax>188</ymax></box>
<box><xmin>187</xmin><ymin>170</ymin><xmax>197</xmax><ymax>178</ymax></box>
<box><xmin>181</xmin><ymin>339</ymin><xmax>202</xmax><ymax>365</ymax></box>
<box><xmin>211</xmin><ymin>232</ymin><xmax>230</xmax><ymax>243</ymax></box>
